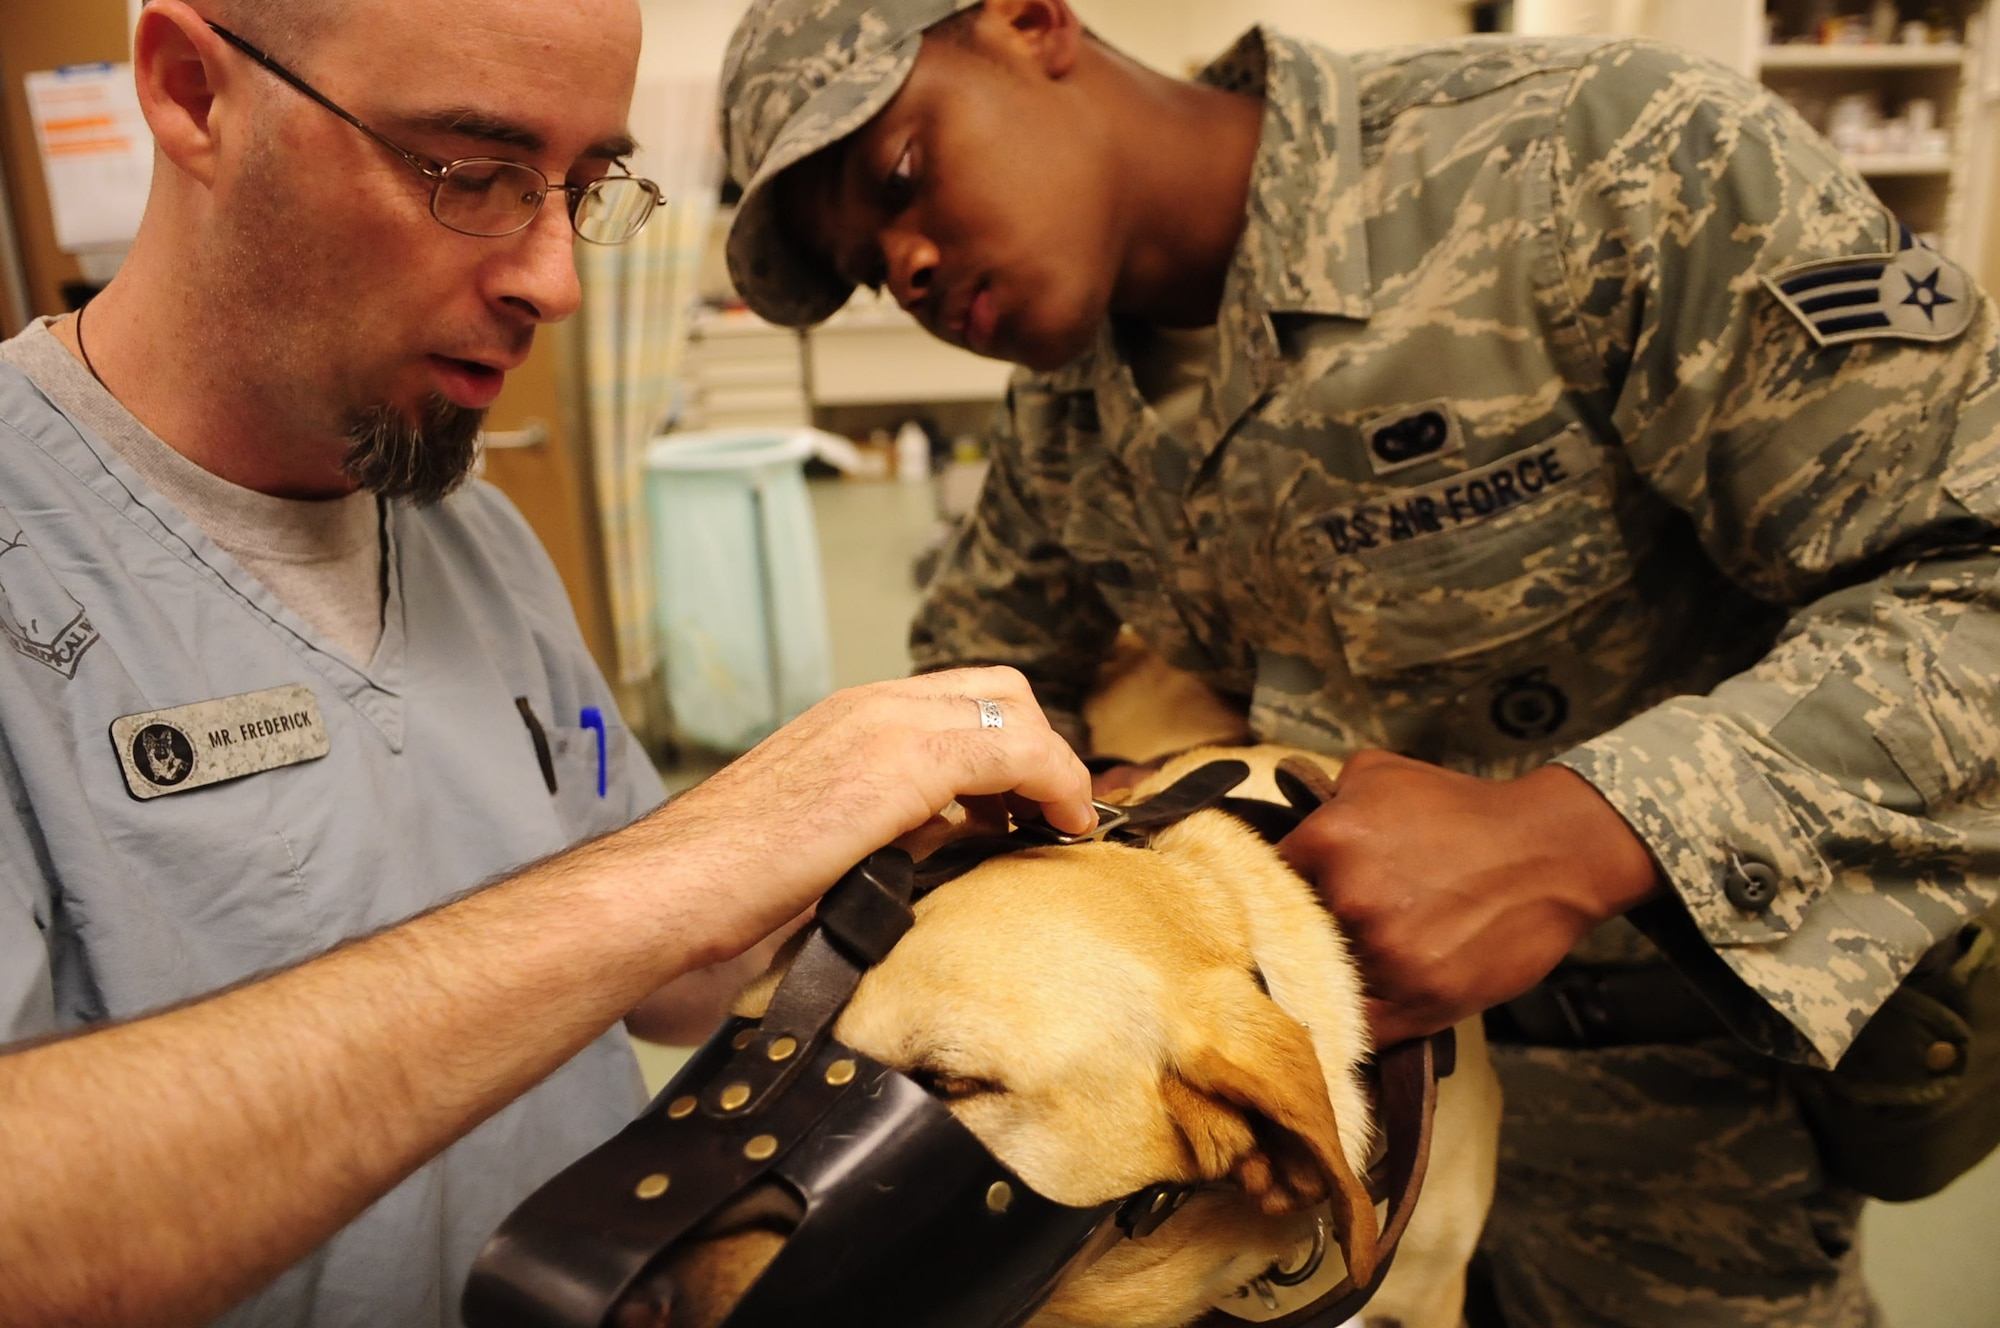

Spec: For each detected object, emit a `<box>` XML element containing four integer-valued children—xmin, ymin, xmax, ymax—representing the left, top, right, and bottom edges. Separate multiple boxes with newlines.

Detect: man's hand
<box><xmin>640</xmin><ymin>667</ymin><xmax>1095</xmax><ymax>965</ymax></box>
<box><xmin>1278</xmin><ymin>750</ymin><xmax>1662</xmax><ymax>1048</ymax></box>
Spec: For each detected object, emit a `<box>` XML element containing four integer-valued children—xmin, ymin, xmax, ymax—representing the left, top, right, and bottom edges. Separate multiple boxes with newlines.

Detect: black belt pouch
<box><xmin>1791</xmin><ymin>918</ymin><xmax>2000</xmax><ymax>1202</ymax></box>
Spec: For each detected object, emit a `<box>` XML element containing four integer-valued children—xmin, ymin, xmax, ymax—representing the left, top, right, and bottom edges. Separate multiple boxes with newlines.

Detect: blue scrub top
<box><xmin>0</xmin><ymin>358</ymin><xmax>665</xmax><ymax>1326</ymax></box>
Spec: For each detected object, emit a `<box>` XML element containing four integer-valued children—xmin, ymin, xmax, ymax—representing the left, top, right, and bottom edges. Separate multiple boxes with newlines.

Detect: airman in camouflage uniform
<box><xmin>719</xmin><ymin>2</ymin><xmax>2000</xmax><ymax>1323</ymax></box>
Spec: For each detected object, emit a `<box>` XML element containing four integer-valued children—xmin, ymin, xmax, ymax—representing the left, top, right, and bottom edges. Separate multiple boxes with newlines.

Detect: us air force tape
<box><xmin>1765</xmin><ymin>234</ymin><xmax>1974</xmax><ymax>348</ymax></box>
<box><xmin>110</xmin><ymin>684</ymin><xmax>329</xmax><ymax>800</ymax></box>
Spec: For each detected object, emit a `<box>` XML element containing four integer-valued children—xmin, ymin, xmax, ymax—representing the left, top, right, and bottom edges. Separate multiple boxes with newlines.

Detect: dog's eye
<box><xmin>907</xmin><ymin>1067</ymin><xmax>1004</xmax><ymax>1101</ymax></box>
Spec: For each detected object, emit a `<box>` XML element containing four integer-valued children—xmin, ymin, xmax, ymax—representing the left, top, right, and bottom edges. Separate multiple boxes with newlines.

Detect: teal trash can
<box><xmin>644</xmin><ymin>429</ymin><xmax>834</xmax><ymax>752</ymax></box>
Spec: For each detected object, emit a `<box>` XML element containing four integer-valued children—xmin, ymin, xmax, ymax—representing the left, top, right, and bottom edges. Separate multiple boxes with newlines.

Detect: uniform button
<box><xmin>1925</xmin><ymin>1040</ymin><xmax>1962</xmax><ymax>1074</ymax></box>
<box><xmin>1724</xmin><ymin>857</ymin><xmax>1780</xmax><ymax>914</ymax></box>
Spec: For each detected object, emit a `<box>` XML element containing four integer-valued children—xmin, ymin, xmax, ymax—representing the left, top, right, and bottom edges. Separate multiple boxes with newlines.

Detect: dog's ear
<box><xmin>1161</xmin><ymin>984</ymin><xmax>1379</xmax><ymax>1285</ymax></box>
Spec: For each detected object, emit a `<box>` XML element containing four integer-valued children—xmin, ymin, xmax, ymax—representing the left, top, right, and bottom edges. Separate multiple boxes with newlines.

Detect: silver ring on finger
<box><xmin>974</xmin><ymin>698</ymin><xmax>1005</xmax><ymax>730</ymax></box>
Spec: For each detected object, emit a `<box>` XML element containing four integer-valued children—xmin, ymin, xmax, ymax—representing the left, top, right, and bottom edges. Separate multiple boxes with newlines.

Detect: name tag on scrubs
<box><xmin>111</xmin><ymin>685</ymin><xmax>330</xmax><ymax>800</ymax></box>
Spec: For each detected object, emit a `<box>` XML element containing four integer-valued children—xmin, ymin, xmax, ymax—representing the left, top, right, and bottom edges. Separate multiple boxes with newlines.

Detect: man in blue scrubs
<box><xmin>0</xmin><ymin>1</ymin><xmax>1095</xmax><ymax>1324</ymax></box>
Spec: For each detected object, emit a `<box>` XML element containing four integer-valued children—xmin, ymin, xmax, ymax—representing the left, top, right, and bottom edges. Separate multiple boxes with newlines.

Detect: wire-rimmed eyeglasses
<box><xmin>205</xmin><ymin>20</ymin><xmax>664</xmax><ymax>245</ymax></box>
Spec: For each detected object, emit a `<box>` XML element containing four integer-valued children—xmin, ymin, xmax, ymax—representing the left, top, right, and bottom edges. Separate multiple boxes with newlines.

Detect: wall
<box><xmin>640</xmin><ymin>0</ymin><xmax>1478</xmax><ymax>94</ymax></box>
<box><xmin>639</xmin><ymin>0</ymin><xmax>751</xmax><ymax>81</ymax></box>
<box><xmin>1082</xmin><ymin>0</ymin><xmax>1475</xmax><ymax>72</ymax></box>
<box><xmin>1516</xmin><ymin>0</ymin><xmax>1760</xmax><ymax>68</ymax></box>
<box><xmin>0</xmin><ymin>0</ymin><xmax>131</xmax><ymax>321</ymax></box>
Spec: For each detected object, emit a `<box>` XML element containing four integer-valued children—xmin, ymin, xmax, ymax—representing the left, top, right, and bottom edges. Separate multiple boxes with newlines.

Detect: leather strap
<box><xmin>1210</xmin><ymin>755</ymin><xmax>1334</xmax><ymax>845</ymax></box>
<box><xmin>1273</xmin><ymin>755</ymin><xmax>1340</xmax><ymax>813</ymax></box>
<box><xmin>1214</xmin><ymin>796</ymin><xmax>1308</xmax><ymax>844</ymax></box>
<box><xmin>744</xmin><ymin>851</ymin><xmax>917</xmax><ymax>1113</ymax></box>
<box><xmin>814</xmin><ymin>850</ymin><xmax>917</xmax><ymax>967</ymax></box>
<box><xmin>461</xmin><ymin>1020</ymin><xmax>860</xmax><ymax>1328</ymax></box>
<box><xmin>1105</xmin><ymin>759</ymin><xmax>1251</xmax><ymax>842</ymax></box>
<box><xmin>914</xmin><ymin>760</ymin><xmax>1254</xmax><ymax>893</ymax></box>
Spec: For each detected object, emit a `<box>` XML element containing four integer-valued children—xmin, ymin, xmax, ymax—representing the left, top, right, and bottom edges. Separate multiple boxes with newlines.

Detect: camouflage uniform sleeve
<box><xmin>908</xmin><ymin>372</ymin><xmax>1122</xmax><ymax>750</ymax></box>
<box><xmin>1545</xmin><ymin>43</ymin><xmax>2000</xmax><ymax>1067</ymax></box>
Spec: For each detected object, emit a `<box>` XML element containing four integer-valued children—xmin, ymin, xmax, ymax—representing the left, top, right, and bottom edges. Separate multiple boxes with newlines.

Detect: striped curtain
<box><xmin>578</xmin><ymin>76</ymin><xmax>720</xmax><ymax>692</ymax></box>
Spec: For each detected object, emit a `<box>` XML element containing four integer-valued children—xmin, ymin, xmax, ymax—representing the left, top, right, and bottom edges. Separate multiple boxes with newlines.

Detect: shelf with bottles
<box><xmin>1763</xmin><ymin>0</ymin><xmax>1972</xmax><ymax>50</ymax></box>
<box><xmin>1762</xmin><ymin>75</ymin><xmax>1956</xmax><ymax>155</ymax></box>
<box><xmin>1757</xmin><ymin>0</ymin><xmax>1974</xmax><ymax>207</ymax></box>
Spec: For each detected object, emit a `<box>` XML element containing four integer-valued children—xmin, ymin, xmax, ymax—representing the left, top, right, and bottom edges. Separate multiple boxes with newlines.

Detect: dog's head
<box><xmin>662</xmin><ymin>750</ymin><xmax>1379</xmax><ymax>1328</ymax></box>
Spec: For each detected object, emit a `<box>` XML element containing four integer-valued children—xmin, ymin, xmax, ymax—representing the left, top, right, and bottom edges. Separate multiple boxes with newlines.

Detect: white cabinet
<box><xmin>680</xmin><ymin>293</ymin><xmax>1016</xmax><ymax>434</ymax></box>
<box><xmin>807</xmin><ymin>293</ymin><xmax>1015</xmax><ymax>408</ymax></box>
<box><xmin>681</xmin><ymin>308</ymin><xmax>810</xmax><ymax>431</ymax></box>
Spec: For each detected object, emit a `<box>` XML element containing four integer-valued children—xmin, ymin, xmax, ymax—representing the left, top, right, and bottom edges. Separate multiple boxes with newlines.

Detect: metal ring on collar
<box><xmin>1263</xmin><ymin>1214</ymin><xmax>1331</xmax><ymax>1288</ymax></box>
<box><xmin>975</xmin><ymin>698</ymin><xmax>1005</xmax><ymax>730</ymax></box>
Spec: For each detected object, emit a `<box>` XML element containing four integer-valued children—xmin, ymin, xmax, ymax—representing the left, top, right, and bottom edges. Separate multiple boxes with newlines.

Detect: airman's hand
<box><xmin>1278</xmin><ymin>750</ymin><xmax>1662</xmax><ymax>1048</ymax></box>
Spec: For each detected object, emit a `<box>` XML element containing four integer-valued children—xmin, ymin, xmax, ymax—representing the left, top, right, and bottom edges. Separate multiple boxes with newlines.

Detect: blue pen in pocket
<box><xmin>579</xmin><ymin>707</ymin><xmax>607</xmax><ymax>798</ymax></box>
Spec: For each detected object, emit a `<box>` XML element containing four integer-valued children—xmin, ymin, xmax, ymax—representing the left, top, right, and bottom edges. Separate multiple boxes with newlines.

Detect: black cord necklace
<box><xmin>73</xmin><ymin>300</ymin><xmax>107</xmax><ymax>391</ymax></box>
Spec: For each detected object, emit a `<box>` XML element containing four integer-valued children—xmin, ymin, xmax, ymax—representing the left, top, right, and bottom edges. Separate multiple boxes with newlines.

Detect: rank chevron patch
<box><xmin>1764</xmin><ymin>226</ymin><xmax>1975</xmax><ymax>347</ymax></box>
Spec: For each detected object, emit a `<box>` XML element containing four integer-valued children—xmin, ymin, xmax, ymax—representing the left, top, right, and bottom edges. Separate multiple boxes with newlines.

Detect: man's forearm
<box><xmin>0</xmin><ymin>829</ymin><xmax>693</xmax><ymax>1328</ymax></box>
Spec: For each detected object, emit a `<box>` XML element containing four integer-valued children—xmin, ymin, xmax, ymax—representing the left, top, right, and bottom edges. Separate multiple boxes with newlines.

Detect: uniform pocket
<box><xmin>546</xmin><ymin>721</ymin><xmax>637</xmax><ymax>843</ymax></box>
<box><xmin>1316</xmin><ymin>425</ymin><xmax>1634</xmax><ymax>680</ymax></box>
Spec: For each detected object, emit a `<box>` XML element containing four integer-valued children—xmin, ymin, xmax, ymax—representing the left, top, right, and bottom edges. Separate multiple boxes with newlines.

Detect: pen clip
<box><xmin>579</xmin><ymin>707</ymin><xmax>607</xmax><ymax>799</ymax></box>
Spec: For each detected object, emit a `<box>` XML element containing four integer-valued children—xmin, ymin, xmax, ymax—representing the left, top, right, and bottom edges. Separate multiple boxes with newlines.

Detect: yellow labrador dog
<box><xmin>663</xmin><ymin>745</ymin><xmax>1501</xmax><ymax>1328</ymax></box>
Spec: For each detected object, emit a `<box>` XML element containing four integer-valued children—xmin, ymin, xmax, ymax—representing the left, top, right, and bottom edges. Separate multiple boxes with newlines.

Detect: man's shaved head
<box><xmin>166</xmin><ymin>0</ymin><xmax>350</xmax><ymax>49</ymax></box>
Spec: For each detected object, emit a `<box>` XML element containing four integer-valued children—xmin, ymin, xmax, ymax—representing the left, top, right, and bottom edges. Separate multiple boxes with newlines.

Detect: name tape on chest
<box><xmin>1764</xmin><ymin>235</ymin><xmax>1974</xmax><ymax>348</ymax></box>
<box><xmin>1319</xmin><ymin>427</ymin><xmax>1597</xmax><ymax>557</ymax></box>
<box><xmin>110</xmin><ymin>685</ymin><xmax>330</xmax><ymax>800</ymax></box>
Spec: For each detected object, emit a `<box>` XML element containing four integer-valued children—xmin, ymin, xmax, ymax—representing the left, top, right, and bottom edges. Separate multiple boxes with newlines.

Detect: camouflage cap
<box><xmin>719</xmin><ymin>0</ymin><xmax>981</xmax><ymax>327</ymax></box>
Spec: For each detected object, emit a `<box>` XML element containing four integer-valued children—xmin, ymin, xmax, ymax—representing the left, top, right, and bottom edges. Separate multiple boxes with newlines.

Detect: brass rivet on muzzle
<box><xmin>986</xmin><ymin>1181</ymin><xmax>1013</xmax><ymax>1214</ymax></box>
<box><xmin>744</xmin><ymin>1134</ymin><xmax>779</xmax><ymax>1162</ymax></box>
<box><xmin>767</xmin><ymin>1036</ymin><xmax>799</xmax><ymax>1062</ymax></box>
<box><xmin>732</xmin><ymin>1029</ymin><xmax>757</xmax><ymax>1051</ymax></box>
<box><xmin>667</xmin><ymin>1095</ymin><xmax>698</xmax><ymax>1120</ymax></box>
<box><xmin>720</xmin><ymin>1083</ymin><xmax>752</xmax><ymax>1112</ymax></box>
<box><xmin>825</xmin><ymin>1059</ymin><xmax>857</xmax><ymax>1086</ymax></box>
<box><xmin>634</xmin><ymin>1174</ymin><xmax>671</xmax><ymax>1201</ymax></box>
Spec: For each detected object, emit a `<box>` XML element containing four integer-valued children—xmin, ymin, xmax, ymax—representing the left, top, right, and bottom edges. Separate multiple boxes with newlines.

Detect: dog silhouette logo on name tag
<box><xmin>132</xmin><ymin>724</ymin><xmax>197</xmax><ymax>788</ymax></box>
